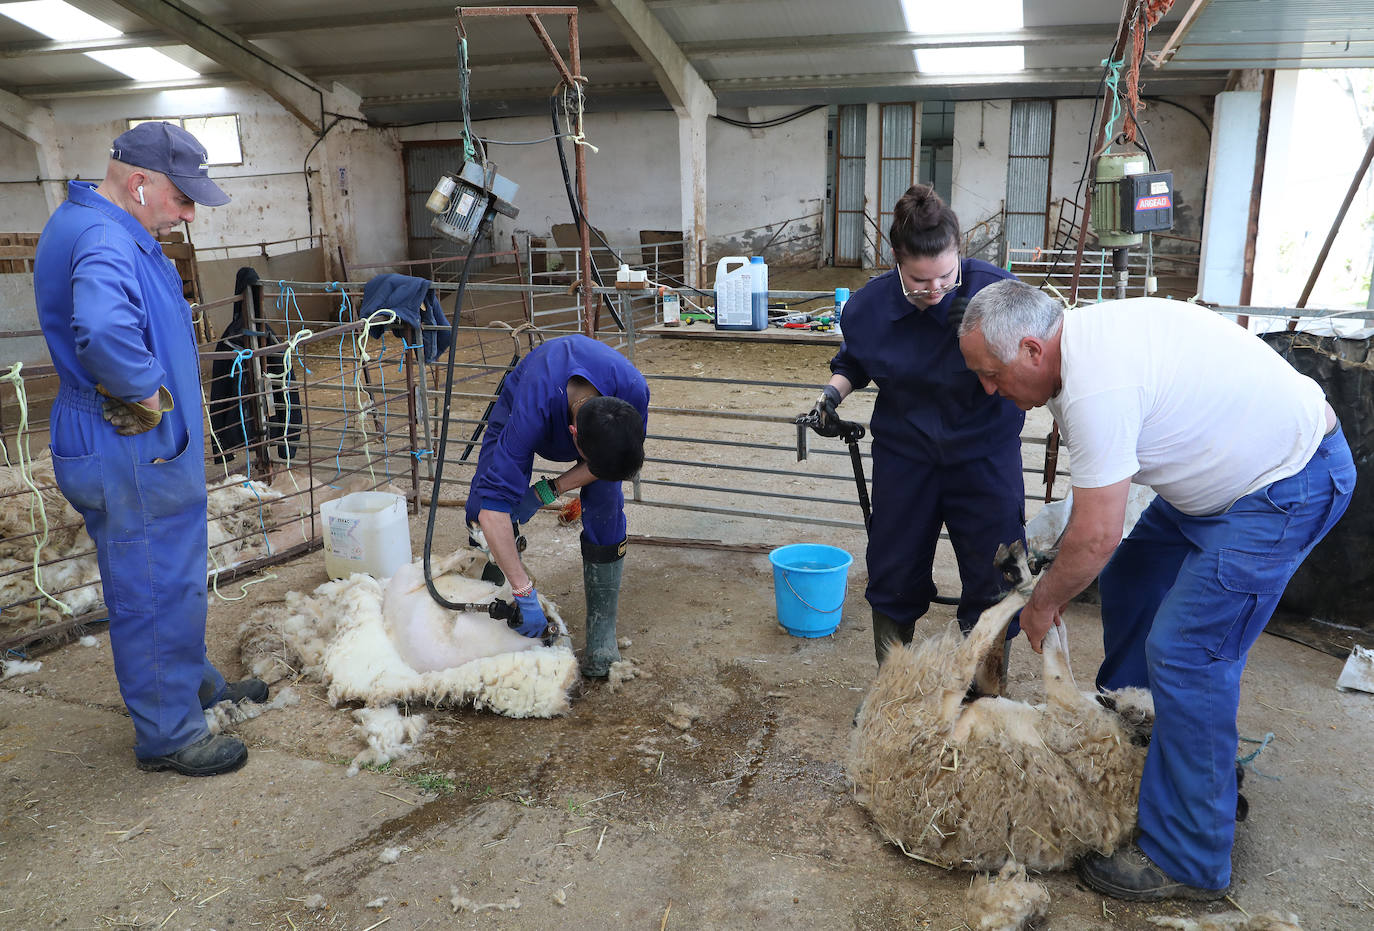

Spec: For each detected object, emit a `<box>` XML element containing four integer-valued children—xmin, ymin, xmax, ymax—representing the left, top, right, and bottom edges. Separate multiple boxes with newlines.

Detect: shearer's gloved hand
<box><xmin>96</xmin><ymin>384</ymin><xmax>173</xmax><ymax>436</ymax></box>
<box><xmin>808</xmin><ymin>384</ymin><xmax>844</xmax><ymax>437</ymax></box>
<box><xmin>513</xmin><ymin>477</ymin><xmax>559</xmax><ymax>523</ymax></box>
<box><xmin>510</xmin><ymin>586</ymin><xmax>548</xmax><ymax>639</ymax></box>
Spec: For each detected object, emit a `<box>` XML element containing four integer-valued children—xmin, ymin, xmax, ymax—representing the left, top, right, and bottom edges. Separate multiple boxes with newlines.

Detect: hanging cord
<box><xmin>326</xmin><ymin>282</ymin><xmax>355</xmax><ymax>479</ymax></box>
<box><xmin>275</xmin><ymin>280</ymin><xmax>312</xmax><ymax>343</ymax></box>
<box><xmin>1095</xmin><ymin>56</ymin><xmax>1127</xmax><ymax>158</ymax></box>
<box><xmin>0</xmin><ymin>363</ymin><xmax>72</xmax><ymax>614</ymax></box>
<box><xmin>421</xmin><ymin>226</ymin><xmax>500</xmax><ymax>611</ymax></box>
<box><xmin>260</xmin><ymin>327</ymin><xmax>315</xmax><ymax>543</ymax></box>
<box><xmin>352</xmin><ymin>309</ymin><xmax>399</xmax><ymax>485</ymax></box>
<box><xmin>454</xmin><ymin>33</ymin><xmax>485</xmax><ymax>166</ymax></box>
<box><xmin>1237</xmin><ymin>731</ymin><xmax>1277</xmax><ymax>780</ymax></box>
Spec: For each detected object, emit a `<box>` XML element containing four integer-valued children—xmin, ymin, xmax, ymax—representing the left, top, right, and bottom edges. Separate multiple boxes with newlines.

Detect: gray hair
<box><xmin>958</xmin><ymin>279</ymin><xmax>1064</xmax><ymax>363</ymax></box>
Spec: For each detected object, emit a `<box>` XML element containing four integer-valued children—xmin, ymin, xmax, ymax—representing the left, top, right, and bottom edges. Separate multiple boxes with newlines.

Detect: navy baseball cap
<box><xmin>110</xmin><ymin>121</ymin><xmax>230</xmax><ymax>207</ymax></box>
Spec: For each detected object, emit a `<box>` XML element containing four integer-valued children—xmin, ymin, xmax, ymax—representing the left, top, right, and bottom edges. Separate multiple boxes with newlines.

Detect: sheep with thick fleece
<box><xmin>241</xmin><ymin>547</ymin><xmax>579</xmax><ymax>718</ymax></box>
<box><xmin>849</xmin><ymin>542</ymin><xmax>1155</xmax><ymax>872</ymax></box>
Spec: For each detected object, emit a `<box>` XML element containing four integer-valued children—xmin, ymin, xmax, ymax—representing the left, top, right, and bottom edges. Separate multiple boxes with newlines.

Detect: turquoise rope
<box><xmin>1099</xmin><ymin>56</ymin><xmax>1125</xmax><ymax>147</ymax></box>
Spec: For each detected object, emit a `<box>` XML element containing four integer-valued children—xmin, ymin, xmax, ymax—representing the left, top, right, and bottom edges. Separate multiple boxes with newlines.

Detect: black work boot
<box><xmin>137</xmin><ymin>733</ymin><xmax>248</xmax><ymax>777</ymax></box>
<box><xmin>872</xmin><ymin>609</ymin><xmax>913</xmax><ymax>665</ymax></box>
<box><xmin>200</xmin><ymin>677</ymin><xmax>269</xmax><ymax>707</ymax></box>
<box><xmin>581</xmin><ymin>535</ymin><xmax>627</xmax><ymax>679</ymax></box>
<box><xmin>1077</xmin><ymin>843</ymin><xmax>1227</xmax><ymax>902</ymax></box>
<box><xmin>223</xmin><ymin>678</ymin><xmax>269</xmax><ymax>704</ymax></box>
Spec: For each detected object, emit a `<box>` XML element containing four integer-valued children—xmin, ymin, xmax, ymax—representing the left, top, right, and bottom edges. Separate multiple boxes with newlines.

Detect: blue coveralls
<box><xmin>465</xmin><ymin>335</ymin><xmax>650</xmax><ymax>547</ymax></box>
<box><xmin>34</xmin><ymin>180</ymin><xmax>228</xmax><ymax>758</ymax></box>
<box><xmin>1096</xmin><ymin>429</ymin><xmax>1355</xmax><ymax>890</ymax></box>
<box><xmin>830</xmin><ymin>260</ymin><xmax>1026</xmax><ymax>629</ymax></box>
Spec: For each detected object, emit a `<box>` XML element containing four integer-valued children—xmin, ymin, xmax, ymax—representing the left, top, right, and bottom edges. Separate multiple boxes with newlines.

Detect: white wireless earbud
<box><xmin>137</xmin><ymin>185</ymin><xmax>146</xmax><ymax>206</ymax></box>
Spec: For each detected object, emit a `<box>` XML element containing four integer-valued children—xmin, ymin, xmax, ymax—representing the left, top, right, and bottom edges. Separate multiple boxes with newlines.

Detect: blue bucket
<box><xmin>769</xmin><ymin>543</ymin><xmax>854</xmax><ymax>637</ymax></box>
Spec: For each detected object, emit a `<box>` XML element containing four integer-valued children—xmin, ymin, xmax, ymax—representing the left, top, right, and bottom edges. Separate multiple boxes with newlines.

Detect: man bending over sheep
<box><xmin>957</xmin><ymin>280</ymin><xmax>1354</xmax><ymax>902</ymax></box>
<box><xmin>33</xmin><ymin>122</ymin><xmax>268</xmax><ymax>777</ymax></box>
<box><xmin>465</xmin><ymin>334</ymin><xmax>648</xmax><ymax>678</ymax></box>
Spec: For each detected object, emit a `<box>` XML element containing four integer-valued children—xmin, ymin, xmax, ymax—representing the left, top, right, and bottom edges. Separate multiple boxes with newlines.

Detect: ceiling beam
<box><xmin>593</xmin><ymin>0</ymin><xmax>715</xmax><ymax>114</ymax></box>
<box><xmin>0</xmin><ymin>85</ymin><xmax>37</xmax><ymax>136</ymax></box>
<box><xmin>100</xmin><ymin>0</ymin><xmax>327</xmax><ymax>129</ymax></box>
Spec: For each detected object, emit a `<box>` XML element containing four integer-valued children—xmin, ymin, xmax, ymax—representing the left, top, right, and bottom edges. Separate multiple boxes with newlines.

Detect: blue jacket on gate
<box><xmin>467</xmin><ymin>334</ymin><xmax>650</xmax><ymax>515</ymax></box>
<box><xmin>829</xmin><ymin>258</ymin><xmax>1025</xmax><ymax>464</ymax></box>
<box><xmin>360</xmin><ymin>273</ymin><xmax>452</xmax><ymax>362</ymax></box>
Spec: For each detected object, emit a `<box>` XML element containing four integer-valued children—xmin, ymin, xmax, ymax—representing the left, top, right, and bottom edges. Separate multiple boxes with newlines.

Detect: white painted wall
<box><xmin>0</xmin><ymin>126</ymin><xmax>48</xmax><ymax>228</ymax></box>
<box><xmin>402</xmin><ymin>106</ymin><xmax>826</xmax><ymax>267</ymax></box>
<box><xmin>952</xmin><ymin>99</ymin><xmax>1011</xmax><ymax>233</ymax></box>
<box><xmin>1</xmin><ymin>87</ymin><xmax>1218</xmax><ymax>310</ymax></box>
<box><xmin>0</xmin><ymin>86</ymin><xmax>410</xmax><ymax>297</ymax></box>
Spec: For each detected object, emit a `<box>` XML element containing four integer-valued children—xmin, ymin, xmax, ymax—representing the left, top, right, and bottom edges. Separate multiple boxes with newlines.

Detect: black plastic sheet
<box><xmin>1262</xmin><ymin>330</ymin><xmax>1374</xmax><ymax>656</ymax></box>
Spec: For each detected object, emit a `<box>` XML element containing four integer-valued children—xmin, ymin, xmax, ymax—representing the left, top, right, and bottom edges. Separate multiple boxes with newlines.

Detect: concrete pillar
<box><xmin>677</xmin><ymin>104</ymin><xmax>708</xmax><ymax>289</ymax></box>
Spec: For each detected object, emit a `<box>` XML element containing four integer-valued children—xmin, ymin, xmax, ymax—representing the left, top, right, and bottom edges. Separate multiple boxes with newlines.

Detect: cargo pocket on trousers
<box><xmin>1212</xmin><ymin>548</ymin><xmax>1293</xmax><ymax>662</ymax></box>
<box><xmin>50</xmin><ymin>449</ymin><xmax>105</xmax><ymax>514</ymax></box>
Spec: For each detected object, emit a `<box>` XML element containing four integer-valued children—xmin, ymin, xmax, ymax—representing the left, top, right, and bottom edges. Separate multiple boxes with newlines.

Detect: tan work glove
<box><xmin>95</xmin><ymin>384</ymin><xmax>174</xmax><ymax>436</ymax></box>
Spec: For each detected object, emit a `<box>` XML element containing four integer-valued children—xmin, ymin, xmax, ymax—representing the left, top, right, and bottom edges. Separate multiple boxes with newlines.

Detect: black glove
<box><xmin>947</xmin><ymin>296</ymin><xmax>970</xmax><ymax>332</ymax></box>
<box><xmin>808</xmin><ymin>384</ymin><xmax>844</xmax><ymax>438</ymax></box>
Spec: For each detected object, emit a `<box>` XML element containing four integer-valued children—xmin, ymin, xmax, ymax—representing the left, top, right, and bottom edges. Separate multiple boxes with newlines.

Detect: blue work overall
<box><xmin>36</xmin><ymin>181</ymin><xmax>227</xmax><ymax>758</ymax></box>
<box><xmin>465</xmin><ymin>335</ymin><xmax>650</xmax><ymax>548</ymax></box>
<box><xmin>829</xmin><ymin>262</ymin><xmax>1027</xmax><ymax>631</ymax></box>
<box><xmin>1096</xmin><ymin>429</ymin><xmax>1356</xmax><ymax>889</ymax></box>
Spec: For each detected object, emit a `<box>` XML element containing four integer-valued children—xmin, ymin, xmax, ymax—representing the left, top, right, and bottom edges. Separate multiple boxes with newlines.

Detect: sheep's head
<box><xmin>1096</xmin><ymin>688</ymin><xmax>1155</xmax><ymax>747</ymax></box>
<box><xmin>993</xmin><ymin>541</ymin><xmax>1037</xmax><ymax>594</ymax></box>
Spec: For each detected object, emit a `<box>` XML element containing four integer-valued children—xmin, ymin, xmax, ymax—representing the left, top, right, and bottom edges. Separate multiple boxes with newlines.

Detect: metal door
<box><xmin>1005</xmin><ymin>100</ymin><xmax>1054</xmax><ymax>254</ymax></box>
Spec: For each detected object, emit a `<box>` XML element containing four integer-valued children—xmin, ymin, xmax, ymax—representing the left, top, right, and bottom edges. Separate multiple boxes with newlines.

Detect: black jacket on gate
<box><xmin>207</xmin><ymin>267</ymin><xmax>303</xmax><ymax>465</ymax></box>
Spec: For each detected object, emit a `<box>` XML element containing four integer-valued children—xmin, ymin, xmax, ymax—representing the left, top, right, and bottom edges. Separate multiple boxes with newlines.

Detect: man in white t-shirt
<box><xmin>956</xmin><ymin>280</ymin><xmax>1355</xmax><ymax>902</ymax></box>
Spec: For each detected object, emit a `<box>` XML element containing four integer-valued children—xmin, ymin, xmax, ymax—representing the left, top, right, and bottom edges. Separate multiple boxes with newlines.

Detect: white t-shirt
<box><xmin>1046</xmin><ymin>299</ymin><xmax>1326</xmax><ymax>516</ymax></box>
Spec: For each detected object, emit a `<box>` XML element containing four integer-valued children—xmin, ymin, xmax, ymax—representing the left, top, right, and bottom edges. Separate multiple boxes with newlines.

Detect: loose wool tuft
<box><xmin>1148</xmin><ymin>913</ymin><xmax>1304</xmax><ymax>931</ymax></box>
<box><xmin>347</xmin><ymin>705</ymin><xmax>427</xmax><ymax>775</ymax></box>
<box><xmin>962</xmin><ymin>861</ymin><xmax>1050</xmax><ymax>931</ymax></box>
<box><xmin>204</xmin><ymin>686</ymin><xmax>300</xmax><ymax>734</ymax></box>
<box><xmin>240</xmin><ymin>547</ymin><xmax>580</xmax><ymax>718</ymax></box>
<box><xmin>849</xmin><ymin>544</ymin><xmax>1155</xmax><ymax>872</ymax></box>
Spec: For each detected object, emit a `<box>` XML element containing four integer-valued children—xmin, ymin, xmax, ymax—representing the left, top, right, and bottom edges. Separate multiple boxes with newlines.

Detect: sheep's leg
<box><xmin>1040</xmin><ymin>621</ymin><xmax>1086</xmax><ymax>711</ymax></box>
<box><xmin>972</xmin><ymin>636</ymin><xmax>1008</xmax><ymax>697</ymax></box>
<box><xmin>938</xmin><ymin>543</ymin><xmax>1038</xmax><ymax>724</ymax></box>
<box><xmin>399</xmin><ymin>548</ymin><xmax>478</xmax><ymax>595</ymax></box>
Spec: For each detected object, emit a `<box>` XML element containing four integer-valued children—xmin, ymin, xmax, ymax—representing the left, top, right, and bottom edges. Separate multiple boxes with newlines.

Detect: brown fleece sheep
<box><xmin>849</xmin><ymin>542</ymin><xmax>1154</xmax><ymax>871</ymax></box>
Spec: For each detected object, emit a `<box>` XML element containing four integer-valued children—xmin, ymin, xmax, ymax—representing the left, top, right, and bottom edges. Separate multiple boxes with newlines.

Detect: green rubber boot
<box><xmin>872</xmin><ymin>609</ymin><xmax>914</xmax><ymax>666</ymax></box>
<box><xmin>581</xmin><ymin>536</ymin><xmax>626</xmax><ymax>678</ymax></box>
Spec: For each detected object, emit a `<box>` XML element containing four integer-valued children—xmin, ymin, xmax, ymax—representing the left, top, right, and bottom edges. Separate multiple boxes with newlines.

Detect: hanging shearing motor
<box><xmin>425</xmin><ymin>159</ymin><xmax>520</xmax><ymax>245</ymax></box>
<box><xmin>1090</xmin><ymin>153</ymin><xmax>1174</xmax><ymax>298</ymax></box>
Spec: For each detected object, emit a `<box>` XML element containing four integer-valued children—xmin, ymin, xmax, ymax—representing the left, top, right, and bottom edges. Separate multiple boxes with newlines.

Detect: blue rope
<box><xmin>1237</xmin><ymin>732</ymin><xmax>1278</xmax><ymax>781</ymax></box>
<box><xmin>240</xmin><ymin>479</ymin><xmax>273</xmax><ymax>556</ymax></box>
<box><xmin>228</xmin><ymin>348</ymin><xmax>255</xmax><ymax>465</ymax></box>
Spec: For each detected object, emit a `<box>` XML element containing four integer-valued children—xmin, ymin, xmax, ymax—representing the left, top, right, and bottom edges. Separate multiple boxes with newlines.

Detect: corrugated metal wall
<box><xmin>833</xmin><ymin>104</ymin><xmax>867</xmax><ymax>267</ymax></box>
<box><xmin>878</xmin><ymin>103</ymin><xmax>916</xmax><ymax>266</ymax></box>
<box><xmin>1005</xmin><ymin>100</ymin><xmax>1054</xmax><ymax>253</ymax></box>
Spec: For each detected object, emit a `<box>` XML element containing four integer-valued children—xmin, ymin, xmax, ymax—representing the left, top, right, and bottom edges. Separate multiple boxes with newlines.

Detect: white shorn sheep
<box><xmin>849</xmin><ymin>542</ymin><xmax>1155</xmax><ymax>872</ymax></box>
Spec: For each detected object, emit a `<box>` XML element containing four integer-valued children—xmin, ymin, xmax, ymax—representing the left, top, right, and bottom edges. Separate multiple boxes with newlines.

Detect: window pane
<box><xmin>183</xmin><ymin>115</ymin><xmax>243</xmax><ymax>166</ymax></box>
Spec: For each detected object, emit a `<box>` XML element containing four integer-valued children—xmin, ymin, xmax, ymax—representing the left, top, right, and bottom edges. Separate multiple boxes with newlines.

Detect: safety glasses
<box><xmin>895</xmin><ymin>256</ymin><xmax>962</xmax><ymax>302</ymax></box>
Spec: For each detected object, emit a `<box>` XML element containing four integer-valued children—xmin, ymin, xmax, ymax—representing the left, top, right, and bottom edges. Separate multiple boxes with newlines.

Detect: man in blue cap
<box><xmin>34</xmin><ymin>121</ymin><xmax>266</xmax><ymax>776</ymax></box>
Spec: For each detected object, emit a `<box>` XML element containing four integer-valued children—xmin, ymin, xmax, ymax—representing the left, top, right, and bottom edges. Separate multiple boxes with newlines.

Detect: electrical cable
<box><xmin>714</xmin><ymin>105</ymin><xmax>824</xmax><ymax>129</ymax></box>
<box><xmin>549</xmin><ymin>86</ymin><xmax>625</xmax><ymax>329</ymax></box>
<box><xmin>420</xmin><ymin>227</ymin><xmax>491</xmax><ymax>611</ymax></box>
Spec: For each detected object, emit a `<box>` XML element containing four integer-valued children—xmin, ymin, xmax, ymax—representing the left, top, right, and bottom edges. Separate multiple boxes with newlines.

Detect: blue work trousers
<box><xmin>865</xmin><ymin>442</ymin><xmax>1026</xmax><ymax>630</ymax></box>
<box><xmin>1097</xmin><ymin>429</ymin><xmax>1356</xmax><ymax>890</ymax></box>
<box><xmin>49</xmin><ymin>387</ymin><xmax>226</xmax><ymax>758</ymax></box>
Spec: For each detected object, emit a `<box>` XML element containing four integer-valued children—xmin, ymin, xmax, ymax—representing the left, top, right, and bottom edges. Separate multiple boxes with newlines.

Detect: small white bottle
<box><xmin>661</xmin><ymin>288</ymin><xmax>681</xmax><ymax>326</ymax></box>
<box><xmin>834</xmin><ymin>287</ymin><xmax>850</xmax><ymax>336</ymax></box>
